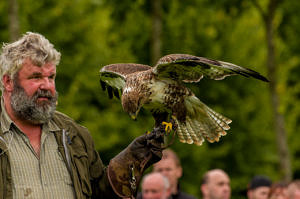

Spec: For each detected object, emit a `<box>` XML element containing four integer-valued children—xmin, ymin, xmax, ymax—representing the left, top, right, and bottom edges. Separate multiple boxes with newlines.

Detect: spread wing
<box><xmin>153</xmin><ymin>54</ymin><xmax>269</xmax><ymax>83</ymax></box>
<box><xmin>99</xmin><ymin>63</ymin><xmax>152</xmax><ymax>99</ymax></box>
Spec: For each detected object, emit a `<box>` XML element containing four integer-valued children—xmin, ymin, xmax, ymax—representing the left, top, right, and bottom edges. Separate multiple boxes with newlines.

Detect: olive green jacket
<box><xmin>0</xmin><ymin>110</ymin><xmax>119</xmax><ymax>199</ymax></box>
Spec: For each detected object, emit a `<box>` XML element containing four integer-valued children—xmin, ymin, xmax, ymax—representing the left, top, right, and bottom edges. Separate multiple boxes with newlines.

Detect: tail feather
<box><xmin>205</xmin><ymin>105</ymin><xmax>232</xmax><ymax>130</ymax></box>
<box><xmin>187</xmin><ymin>117</ymin><xmax>205</xmax><ymax>145</ymax></box>
<box><xmin>175</xmin><ymin>117</ymin><xmax>206</xmax><ymax>145</ymax></box>
<box><xmin>174</xmin><ymin>96</ymin><xmax>232</xmax><ymax>145</ymax></box>
<box><xmin>184</xmin><ymin>119</ymin><xmax>196</xmax><ymax>144</ymax></box>
<box><xmin>206</xmin><ymin>111</ymin><xmax>228</xmax><ymax>136</ymax></box>
<box><xmin>200</xmin><ymin>116</ymin><xmax>223</xmax><ymax>143</ymax></box>
<box><xmin>175</xmin><ymin>119</ymin><xmax>188</xmax><ymax>143</ymax></box>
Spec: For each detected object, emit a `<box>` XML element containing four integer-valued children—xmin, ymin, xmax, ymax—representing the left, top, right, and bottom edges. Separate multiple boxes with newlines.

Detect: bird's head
<box><xmin>122</xmin><ymin>90</ymin><xmax>144</xmax><ymax>120</ymax></box>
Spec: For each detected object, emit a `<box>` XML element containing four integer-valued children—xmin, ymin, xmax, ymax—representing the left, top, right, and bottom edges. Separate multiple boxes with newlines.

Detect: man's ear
<box><xmin>247</xmin><ymin>190</ymin><xmax>252</xmax><ymax>199</ymax></box>
<box><xmin>2</xmin><ymin>75</ymin><xmax>14</xmax><ymax>92</ymax></box>
<box><xmin>176</xmin><ymin>166</ymin><xmax>183</xmax><ymax>178</ymax></box>
<box><xmin>201</xmin><ymin>184</ymin><xmax>208</xmax><ymax>196</ymax></box>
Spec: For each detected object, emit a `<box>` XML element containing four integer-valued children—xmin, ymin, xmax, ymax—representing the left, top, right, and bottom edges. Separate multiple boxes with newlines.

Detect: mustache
<box><xmin>33</xmin><ymin>89</ymin><xmax>57</xmax><ymax>102</ymax></box>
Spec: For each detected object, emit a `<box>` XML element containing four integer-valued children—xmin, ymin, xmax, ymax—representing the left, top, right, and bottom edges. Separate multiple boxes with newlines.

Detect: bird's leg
<box><xmin>145</xmin><ymin>119</ymin><xmax>177</xmax><ymax>149</ymax></box>
<box><xmin>170</xmin><ymin>117</ymin><xmax>177</xmax><ymax>131</ymax></box>
<box><xmin>162</xmin><ymin>117</ymin><xmax>177</xmax><ymax>134</ymax></box>
<box><xmin>162</xmin><ymin>122</ymin><xmax>172</xmax><ymax>134</ymax></box>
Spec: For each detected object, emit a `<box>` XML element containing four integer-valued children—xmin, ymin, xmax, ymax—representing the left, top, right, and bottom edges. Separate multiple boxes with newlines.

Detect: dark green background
<box><xmin>1</xmin><ymin>0</ymin><xmax>300</xmax><ymax>198</ymax></box>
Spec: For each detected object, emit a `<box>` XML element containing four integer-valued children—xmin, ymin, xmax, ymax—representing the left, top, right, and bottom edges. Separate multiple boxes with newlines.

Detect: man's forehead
<box><xmin>253</xmin><ymin>186</ymin><xmax>270</xmax><ymax>193</ymax></box>
<box><xmin>21</xmin><ymin>58</ymin><xmax>56</xmax><ymax>72</ymax></box>
<box><xmin>154</xmin><ymin>158</ymin><xmax>177</xmax><ymax>169</ymax></box>
<box><xmin>143</xmin><ymin>176</ymin><xmax>164</xmax><ymax>187</ymax></box>
<box><xmin>208</xmin><ymin>171</ymin><xmax>229</xmax><ymax>183</ymax></box>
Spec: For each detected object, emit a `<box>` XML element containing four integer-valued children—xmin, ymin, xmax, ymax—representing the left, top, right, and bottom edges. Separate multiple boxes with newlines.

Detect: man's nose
<box><xmin>223</xmin><ymin>185</ymin><xmax>230</xmax><ymax>192</ymax></box>
<box><xmin>160</xmin><ymin>170</ymin><xmax>168</xmax><ymax>176</ymax></box>
<box><xmin>40</xmin><ymin>78</ymin><xmax>54</xmax><ymax>90</ymax></box>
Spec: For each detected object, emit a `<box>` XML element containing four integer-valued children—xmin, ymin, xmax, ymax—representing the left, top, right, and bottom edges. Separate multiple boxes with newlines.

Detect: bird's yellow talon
<box><xmin>162</xmin><ymin>122</ymin><xmax>172</xmax><ymax>133</ymax></box>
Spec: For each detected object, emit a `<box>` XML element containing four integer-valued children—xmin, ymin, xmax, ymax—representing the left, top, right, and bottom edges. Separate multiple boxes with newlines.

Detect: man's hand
<box><xmin>107</xmin><ymin>126</ymin><xmax>165</xmax><ymax>198</ymax></box>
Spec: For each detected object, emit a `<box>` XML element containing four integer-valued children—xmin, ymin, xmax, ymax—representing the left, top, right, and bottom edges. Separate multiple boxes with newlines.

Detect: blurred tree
<box><xmin>8</xmin><ymin>0</ymin><xmax>20</xmax><ymax>41</ymax></box>
<box><xmin>250</xmin><ymin>0</ymin><xmax>291</xmax><ymax>181</ymax></box>
<box><xmin>150</xmin><ymin>0</ymin><xmax>162</xmax><ymax>64</ymax></box>
<box><xmin>277</xmin><ymin>0</ymin><xmax>300</xmax><ymax>179</ymax></box>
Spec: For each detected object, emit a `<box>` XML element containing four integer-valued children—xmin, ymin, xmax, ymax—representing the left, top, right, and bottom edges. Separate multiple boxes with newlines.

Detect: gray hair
<box><xmin>0</xmin><ymin>32</ymin><xmax>61</xmax><ymax>90</ymax></box>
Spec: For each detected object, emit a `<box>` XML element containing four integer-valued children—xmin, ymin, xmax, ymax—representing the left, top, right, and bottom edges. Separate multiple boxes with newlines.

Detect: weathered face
<box><xmin>10</xmin><ymin>58</ymin><xmax>58</xmax><ymax>124</ymax></box>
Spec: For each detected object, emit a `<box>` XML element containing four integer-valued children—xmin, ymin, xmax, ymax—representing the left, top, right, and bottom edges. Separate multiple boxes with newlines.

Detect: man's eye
<box><xmin>49</xmin><ymin>75</ymin><xmax>56</xmax><ymax>79</ymax></box>
<box><xmin>30</xmin><ymin>75</ymin><xmax>41</xmax><ymax>79</ymax></box>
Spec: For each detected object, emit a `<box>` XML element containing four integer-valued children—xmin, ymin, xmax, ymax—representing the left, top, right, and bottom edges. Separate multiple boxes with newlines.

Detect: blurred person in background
<box><xmin>200</xmin><ymin>169</ymin><xmax>231</xmax><ymax>199</ymax></box>
<box><xmin>247</xmin><ymin>175</ymin><xmax>272</xmax><ymax>199</ymax></box>
<box><xmin>137</xmin><ymin>149</ymin><xmax>196</xmax><ymax>199</ymax></box>
<box><xmin>137</xmin><ymin>149</ymin><xmax>197</xmax><ymax>199</ymax></box>
<box><xmin>268</xmin><ymin>182</ymin><xmax>288</xmax><ymax>199</ymax></box>
<box><xmin>152</xmin><ymin>149</ymin><xmax>197</xmax><ymax>199</ymax></box>
<box><xmin>287</xmin><ymin>180</ymin><xmax>300</xmax><ymax>199</ymax></box>
<box><xmin>141</xmin><ymin>172</ymin><xmax>171</xmax><ymax>199</ymax></box>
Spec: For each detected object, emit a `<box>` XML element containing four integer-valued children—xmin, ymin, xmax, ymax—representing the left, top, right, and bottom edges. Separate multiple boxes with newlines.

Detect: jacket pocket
<box><xmin>73</xmin><ymin>149</ymin><xmax>92</xmax><ymax>197</ymax></box>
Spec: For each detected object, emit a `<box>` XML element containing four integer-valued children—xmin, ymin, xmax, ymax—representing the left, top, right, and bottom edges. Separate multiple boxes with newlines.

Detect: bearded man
<box><xmin>0</xmin><ymin>32</ymin><xmax>164</xmax><ymax>198</ymax></box>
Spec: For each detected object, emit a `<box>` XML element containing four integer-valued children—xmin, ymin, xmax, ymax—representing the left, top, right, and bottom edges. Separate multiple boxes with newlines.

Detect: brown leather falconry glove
<box><xmin>107</xmin><ymin>126</ymin><xmax>165</xmax><ymax>198</ymax></box>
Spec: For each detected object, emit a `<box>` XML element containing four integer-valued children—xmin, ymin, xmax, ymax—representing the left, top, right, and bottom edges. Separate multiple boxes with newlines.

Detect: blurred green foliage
<box><xmin>1</xmin><ymin>0</ymin><xmax>300</xmax><ymax>198</ymax></box>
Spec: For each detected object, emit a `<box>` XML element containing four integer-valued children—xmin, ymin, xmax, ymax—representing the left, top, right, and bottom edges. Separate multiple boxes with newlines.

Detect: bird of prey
<box><xmin>99</xmin><ymin>54</ymin><xmax>268</xmax><ymax>146</ymax></box>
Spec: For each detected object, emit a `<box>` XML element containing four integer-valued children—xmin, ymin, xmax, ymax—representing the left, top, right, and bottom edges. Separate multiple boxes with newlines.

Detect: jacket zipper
<box><xmin>62</xmin><ymin>129</ymin><xmax>73</xmax><ymax>178</ymax></box>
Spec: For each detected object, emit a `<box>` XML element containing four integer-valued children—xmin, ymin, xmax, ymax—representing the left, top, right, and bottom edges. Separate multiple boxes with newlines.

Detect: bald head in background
<box><xmin>201</xmin><ymin>169</ymin><xmax>231</xmax><ymax>199</ymax></box>
<box><xmin>141</xmin><ymin>172</ymin><xmax>171</xmax><ymax>199</ymax></box>
<box><xmin>287</xmin><ymin>180</ymin><xmax>300</xmax><ymax>199</ymax></box>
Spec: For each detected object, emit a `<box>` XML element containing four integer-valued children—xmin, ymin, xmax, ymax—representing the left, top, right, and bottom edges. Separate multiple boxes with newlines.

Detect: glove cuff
<box><xmin>107</xmin><ymin>147</ymin><xmax>153</xmax><ymax>198</ymax></box>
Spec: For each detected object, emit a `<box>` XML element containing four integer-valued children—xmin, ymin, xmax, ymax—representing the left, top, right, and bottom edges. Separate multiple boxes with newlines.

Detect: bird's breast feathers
<box><xmin>148</xmin><ymin>80</ymin><xmax>170</xmax><ymax>102</ymax></box>
<box><xmin>123</xmin><ymin>86</ymin><xmax>133</xmax><ymax>94</ymax></box>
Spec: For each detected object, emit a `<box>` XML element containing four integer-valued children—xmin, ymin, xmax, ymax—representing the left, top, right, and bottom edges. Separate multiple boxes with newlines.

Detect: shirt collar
<box><xmin>1</xmin><ymin>98</ymin><xmax>14</xmax><ymax>134</ymax></box>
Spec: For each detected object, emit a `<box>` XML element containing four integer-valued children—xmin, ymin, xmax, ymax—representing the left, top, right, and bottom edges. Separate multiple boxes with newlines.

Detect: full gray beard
<box><xmin>10</xmin><ymin>84</ymin><xmax>58</xmax><ymax>124</ymax></box>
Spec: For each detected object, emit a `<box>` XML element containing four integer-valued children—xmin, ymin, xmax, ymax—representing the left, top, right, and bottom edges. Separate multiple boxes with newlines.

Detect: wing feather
<box><xmin>153</xmin><ymin>54</ymin><xmax>269</xmax><ymax>83</ymax></box>
<box><xmin>99</xmin><ymin>63</ymin><xmax>151</xmax><ymax>99</ymax></box>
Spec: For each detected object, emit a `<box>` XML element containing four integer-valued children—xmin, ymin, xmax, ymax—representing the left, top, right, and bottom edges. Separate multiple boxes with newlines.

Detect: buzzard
<box><xmin>99</xmin><ymin>54</ymin><xmax>268</xmax><ymax>145</ymax></box>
